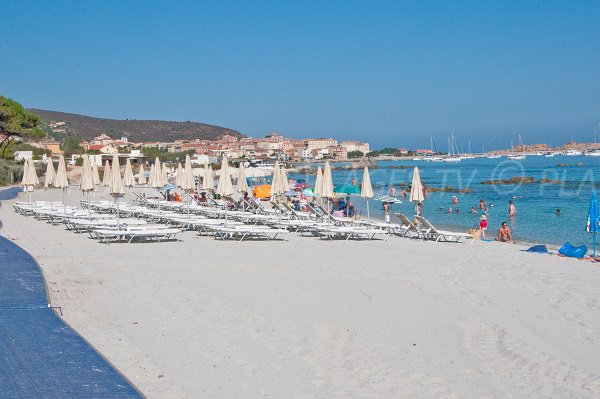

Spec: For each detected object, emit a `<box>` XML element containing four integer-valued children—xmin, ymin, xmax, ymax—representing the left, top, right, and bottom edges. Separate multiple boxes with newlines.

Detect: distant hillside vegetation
<box><xmin>29</xmin><ymin>109</ymin><xmax>244</xmax><ymax>142</ymax></box>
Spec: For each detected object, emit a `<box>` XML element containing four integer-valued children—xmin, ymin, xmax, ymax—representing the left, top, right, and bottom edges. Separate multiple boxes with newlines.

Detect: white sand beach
<box><xmin>3</xmin><ymin>189</ymin><xmax>600</xmax><ymax>398</ymax></box>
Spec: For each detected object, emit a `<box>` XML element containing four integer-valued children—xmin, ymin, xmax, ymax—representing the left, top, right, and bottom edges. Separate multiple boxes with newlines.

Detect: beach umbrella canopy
<box><xmin>314</xmin><ymin>166</ymin><xmax>323</xmax><ymax>197</ymax></box>
<box><xmin>410</xmin><ymin>167</ymin><xmax>424</xmax><ymax>203</ymax></box>
<box><xmin>102</xmin><ymin>160</ymin><xmax>111</xmax><ymax>187</ymax></box>
<box><xmin>108</xmin><ymin>154</ymin><xmax>124</xmax><ymax>196</ymax></box>
<box><xmin>587</xmin><ymin>193</ymin><xmax>599</xmax><ymax>258</ymax></box>
<box><xmin>161</xmin><ymin>163</ymin><xmax>169</xmax><ymax>187</ymax></box>
<box><xmin>150</xmin><ymin>157</ymin><xmax>162</xmax><ymax>188</ymax></box>
<box><xmin>53</xmin><ymin>155</ymin><xmax>68</xmax><ymax>190</ymax></box>
<box><xmin>202</xmin><ymin>164</ymin><xmax>214</xmax><ymax>191</ymax></box>
<box><xmin>321</xmin><ymin>161</ymin><xmax>334</xmax><ymax>198</ymax></box>
<box><xmin>302</xmin><ymin>188</ymin><xmax>316</xmax><ymax>197</ymax></box>
<box><xmin>91</xmin><ymin>161</ymin><xmax>101</xmax><ymax>186</ymax></box>
<box><xmin>175</xmin><ymin>162</ymin><xmax>183</xmax><ymax>187</ymax></box>
<box><xmin>137</xmin><ymin>163</ymin><xmax>147</xmax><ymax>185</ymax></box>
<box><xmin>79</xmin><ymin>154</ymin><xmax>95</xmax><ymax>192</ymax></box>
<box><xmin>334</xmin><ymin>184</ymin><xmax>361</xmax><ymax>195</ymax></box>
<box><xmin>216</xmin><ymin>157</ymin><xmax>234</xmax><ymax>197</ymax></box>
<box><xmin>253</xmin><ymin>184</ymin><xmax>271</xmax><ymax>199</ymax></box>
<box><xmin>44</xmin><ymin>159</ymin><xmax>56</xmax><ymax>188</ymax></box>
<box><xmin>123</xmin><ymin>158</ymin><xmax>136</xmax><ymax>188</ymax></box>
<box><xmin>237</xmin><ymin>162</ymin><xmax>249</xmax><ymax>193</ymax></box>
<box><xmin>181</xmin><ymin>155</ymin><xmax>195</xmax><ymax>191</ymax></box>
<box><xmin>270</xmin><ymin>161</ymin><xmax>282</xmax><ymax>196</ymax></box>
<box><xmin>21</xmin><ymin>159</ymin><xmax>39</xmax><ymax>203</ymax></box>
<box><xmin>279</xmin><ymin>167</ymin><xmax>290</xmax><ymax>193</ymax></box>
<box><xmin>361</xmin><ymin>167</ymin><xmax>374</xmax><ymax>220</ymax></box>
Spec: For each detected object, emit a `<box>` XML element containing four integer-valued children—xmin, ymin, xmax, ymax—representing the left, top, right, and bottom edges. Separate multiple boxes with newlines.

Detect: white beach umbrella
<box><xmin>92</xmin><ymin>160</ymin><xmax>101</xmax><ymax>186</ymax></box>
<box><xmin>314</xmin><ymin>166</ymin><xmax>323</xmax><ymax>197</ymax></box>
<box><xmin>322</xmin><ymin>161</ymin><xmax>334</xmax><ymax>222</ymax></box>
<box><xmin>361</xmin><ymin>166</ymin><xmax>374</xmax><ymax>221</ymax></box>
<box><xmin>137</xmin><ymin>163</ymin><xmax>147</xmax><ymax>185</ymax></box>
<box><xmin>21</xmin><ymin>158</ymin><xmax>39</xmax><ymax>203</ymax></box>
<box><xmin>150</xmin><ymin>157</ymin><xmax>162</xmax><ymax>189</ymax></box>
<box><xmin>123</xmin><ymin>158</ymin><xmax>136</xmax><ymax>188</ymax></box>
<box><xmin>279</xmin><ymin>167</ymin><xmax>290</xmax><ymax>193</ymax></box>
<box><xmin>270</xmin><ymin>161</ymin><xmax>282</xmax><ymax>198</ymax></box>
<box><xmin>44</xmin><ymin>159</ymin><xmax>56</xmax><ymax>188</ymax></box>
<box><xmin>44</xmin><ymin>159</ymin><xmax>56</xmax><ymax>208</ymax></box>
<box><xmin>109</xmin><ymin>154</ymin><xmax>125</xmax><ymax>228</ymax></box>
<box><xmin>410</xmin><ymin>167</ymin><xmax>425</xmax><ymax>215</ymax></box>
<box><xmin>180</xmin><ymin>155</ymin><xmax>196</xmax><ymax>215</ymax></box>
<box><xmin>216</xmin><ymin>157</ymin><xmax>234</xmax><ymax>225</ymax></box>
<box><xmin>53</xmin><ymin>155</ymin><xmax>69</xmax><ymax>213</ymax></box>
<box><xmin>161</xmin><ymin>163</ymin><xmax>169</xmax><ymax>187</ymax></box>
<box><xmin>202</xmin><ymin>164</ymin><xmax>214</xmax><ymax>191</ymax></box>
<box><xmin>79</xmin><ymin>154</ymin><xmax>95</xmax><ymax>217</ymax></box>
<box><xmin>175</xmin><ymin>162</ymin><xmax>183</xmax><ymax>188</ymax></box>
<box><xmin>102</xmin><ymin>160</ymin><xmax>111</xmax><ymax>187</ymax></box>
<box><xmin>237</xmin><ymin>162</ymin><xmax>249</xmax><ymax>210</ymax></box>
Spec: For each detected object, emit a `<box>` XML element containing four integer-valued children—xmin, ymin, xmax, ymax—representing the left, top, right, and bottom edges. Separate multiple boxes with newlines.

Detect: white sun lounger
<box><xmin>312</xmin><ymin>225</ymin><xmax>389</xmax><ymax>241</ymax></box>
<box><xmin>91</xmin><ymin>228</ymin><xmax>182</xmax><ymax>244</ymax></box>
<box><xmin>213</xmin><ymin>225</ymin><xmax>289</xmax><ymax>241</ymax></box>
<box><xmin>414</xmin><ymin>216</ymin><xmax>474</xmax><ymax>243</ymax></box>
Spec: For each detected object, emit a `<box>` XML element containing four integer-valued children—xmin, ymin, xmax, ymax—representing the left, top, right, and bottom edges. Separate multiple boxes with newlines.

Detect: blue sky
<box><xmin>1</xmin><ymin>1</ymin><xmax>599</xmax><ymax>150</ymax></box>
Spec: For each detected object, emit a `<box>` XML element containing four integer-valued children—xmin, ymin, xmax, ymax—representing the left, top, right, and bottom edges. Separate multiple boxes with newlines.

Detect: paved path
<box><xmin>0</xmin><ymin>232</ymin><xmax>143</xmax><ymax>398</ymax></box>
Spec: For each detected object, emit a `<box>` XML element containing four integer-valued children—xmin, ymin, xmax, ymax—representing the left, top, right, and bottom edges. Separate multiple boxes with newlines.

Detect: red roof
<box><xmin>88</xmin><ymin>145</ymin><xmax>104</xmax><ymax>151</ymax></box>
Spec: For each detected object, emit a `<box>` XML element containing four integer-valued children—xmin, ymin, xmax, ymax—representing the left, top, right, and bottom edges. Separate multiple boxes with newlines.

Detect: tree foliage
<box><xmin>347</xmin><ymin>150</ymin><xmax>364</xmax><ymax>158</ymax></box>
<box><xmin>142</xmin><ymin>147</ymin><xmax>195</xmax><ymax>163</ymax></box>
<box><xmin>0</xmin><ymin>96</ymin><xmax>45</xmax><ymax>139</ymax></box>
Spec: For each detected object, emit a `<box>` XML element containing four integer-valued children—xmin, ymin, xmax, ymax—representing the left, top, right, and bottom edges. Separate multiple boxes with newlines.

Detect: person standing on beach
<box><xmin>383</xmin><ymin>202</ymin><xmax>390</xmax><ymax>223</ymax></box>
<box><xmin>508</xmin><ymin>200</ymin><xmax>517</xmax><ymax>218</ymax></box>
<box><xmin>479</xmin><ymin>214</ymin><xmax>488</xmax><ymax>239</ymax></box>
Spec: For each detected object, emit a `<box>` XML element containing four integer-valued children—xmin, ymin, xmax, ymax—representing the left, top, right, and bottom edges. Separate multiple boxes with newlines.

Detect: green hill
<box><xmin>29</xmin><ymin>109</ymin><xmax>244</xmax><ymax>142</ymax></box>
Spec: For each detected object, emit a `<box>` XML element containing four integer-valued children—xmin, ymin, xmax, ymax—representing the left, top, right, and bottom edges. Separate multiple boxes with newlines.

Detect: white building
<box><xmin>14</xmin><ymin>151</ymin><xmax>33</xmax><ymax>161</ymax></box>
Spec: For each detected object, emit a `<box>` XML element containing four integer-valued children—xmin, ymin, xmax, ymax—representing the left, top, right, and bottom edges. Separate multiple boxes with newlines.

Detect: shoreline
<box><xmin>2</xmin><ymin>188</ymin><xmax>600</xmax><ymax>397</ymax></box>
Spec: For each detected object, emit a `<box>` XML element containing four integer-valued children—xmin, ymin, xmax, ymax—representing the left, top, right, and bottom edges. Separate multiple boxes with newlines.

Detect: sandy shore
<box><xmin>2</xmin><ymin>187</ymin><xmax>600</xmax><ymax>398</ymax></box>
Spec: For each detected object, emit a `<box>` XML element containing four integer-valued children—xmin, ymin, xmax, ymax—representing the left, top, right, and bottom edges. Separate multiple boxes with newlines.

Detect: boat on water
<box><xmin>486</xmin><ymin>154</ymin><xmax>502</xmax><ymax>159</ymax></box>
<box><xmin>565</xmin><ymin>149</ymin><xmax>582</xmax><ymax>156</ymax></box>
<box><xmin>507</xmin><ymin>155</ymin><xmax>526</xmax><ymax>160</ymax></box>
<box><xmin>584</xmin><ymin>150</ymin><xmax>600</xmax><ymax>157</ymax></box>
<box><xmin>443</xmin><ymin>156</ymin><xmax>461</xmax><ymax>162</ymax></box>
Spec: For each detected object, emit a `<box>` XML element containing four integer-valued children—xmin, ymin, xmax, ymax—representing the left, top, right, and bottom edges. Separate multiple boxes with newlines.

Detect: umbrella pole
<box><xmin>63</xmin><ymin>188</ymin><xmax>67</xmax><ymax>214</ymax></box>
<box><xmin>367</xmin><ymin>199</ymin><xmax>370</xmax><ymax>221</ymax></box>
<box><xmin>116</xmin><ymin>196</ymin><xmax>120</xmax><ymax>230</ymax></box>
<box><xmin>50</xmin><ymin>188</ymin><xmax>53</xmax><ymax>210</ymax></box>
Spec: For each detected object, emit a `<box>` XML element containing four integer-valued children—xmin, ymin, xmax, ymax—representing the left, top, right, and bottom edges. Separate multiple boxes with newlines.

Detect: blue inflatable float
<box><xmin>558</xmin><ymin>242</ymin><xmax>587</xmax><ymax>259</ymax></box>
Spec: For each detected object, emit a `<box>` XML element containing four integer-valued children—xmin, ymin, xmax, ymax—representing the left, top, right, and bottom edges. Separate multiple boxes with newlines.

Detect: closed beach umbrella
<box><xmin>92</xmin><ymin>160</ymin><xmax>101</xmax><ymax>186</ymax></box>
<box><xmin>150</xmin><ymin>157</ymin><xmax>162</xmax><ymax>189</ymax></box>
<box><xmin>44</xmin><ymin>159</ymin><xmax>56</xmax><ymax>209</ymax></box>
<box><xmin>270</xmin><ymin>161</ymin><xmax>282</xmax><ymax>198</ymax></box>
<box><xmin>44</xmin><ymin>159</ymin><xmax>56</xmax><ymax>188</ymax></box>
<box><xmin>321</xmin><ymin>161</ymin><xmax>334</xmax><ymax>199</ymax></box>
<box><xmin>161</xmin><ymin>163</ymin><xmax>169</xmax><ymax>187</ymax></box>
<box><xmin>123</xmin><ymin>158</ymin><xmax>136</xmax><ymax>188</ymax></box>
<box><xmin>181</xmin><ymin>155</ymin><xmax>195</xmax><ymax>192</ymax></box>
<box><xmin>322</xmin><ymin>161</ymin><xmax>334</xmax><ymax>222</ymax></box>
<box><xmin>21</xmin><ymin>158</ymin><xmax>39</xmax><ymax>203</ymax></box>
<box><xmin>279</xmin><ymin>167</ymin><xmax>290</xmax><ymax>193</ymax></box>
<box><xmin>587</xmin><ymin>193</ymin><xmax>599</xmax><ymax>259</ymax></box>
<box><xmin>237</xmin><ymin>162</ymin><xmax>249</xmax><ymax>193</ymax></box>
<box><xmin>79</xmin><ymin>154</ymin><xmax>95</xmax><ymax>217</ymax></box>
<box><xmin>175</xmin><ymin>162</ymin><xmax>183</xmax><ymax>188</ymax></box>
<box><xmin>202</xmin><ymin>164</ymin><xmax>214</xmax><ymax>192</ymax></box>
<box><xmin>237</xmin><ymin>162</ymin><xmax>249</xmax><ymax>210</ymax></box>
<box><xmin>410</xmin><ymin>167</ymin><xmax>424</xmax><ymax>215</ymax></box>
<box><xmin>79</xmin><ymin>154</ymin><xmax>94</xmax><ymax>192</ymax></box>
<box><xmin>361</xmin><ymin>167</ymin><xmax>373</xmax><ymax>220</ymax></box>
<box><xmin>102</xmin><ymin>160</ymin><xmax>111</xmax><ymax>187</ymax></box>
<box><xmin>137</xmin><ymin>163</ymin><xmax>147</xmax><ymax>185</ymax></box>
<box><xmin>109</xmin><ymin>154</ymin><xmax>125</xmax><ymax>228</ymax></box>
<box><xmin>54</xmin><ymin>155</ymin><xmax>69</xmax><ymax>213</ymax></box>
<box><xmin>216</xmin><ymin>157</ymin><xmax>234</xmax><ymax>225</ymax></box>
<box><xmin>314</xmin><ymin>166</ymin><xmax>323</xmax><ymax>197</ymax></box>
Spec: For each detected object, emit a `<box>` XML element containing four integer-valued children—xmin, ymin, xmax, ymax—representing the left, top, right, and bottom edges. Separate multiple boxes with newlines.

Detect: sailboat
<box><xmin>443</xmin><ymin>134</ymin><xmax>461</xmax><ymax>162</ymax></box>
<box><xmin>460</xmin><ymin>140</ymin><xmax>476</xmax><ymax>160</ymax></box>
<box><xmin>508</xmin><ymin>134</ymin><xmax>526</xmax><ymax>160</ymax></box>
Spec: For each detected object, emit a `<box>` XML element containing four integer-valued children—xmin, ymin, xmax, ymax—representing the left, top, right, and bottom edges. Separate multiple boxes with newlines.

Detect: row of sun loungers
<box><xmin>13</xmin><ymin>196</ymin><xmax>473</xmax><ymax>244</ymax></box>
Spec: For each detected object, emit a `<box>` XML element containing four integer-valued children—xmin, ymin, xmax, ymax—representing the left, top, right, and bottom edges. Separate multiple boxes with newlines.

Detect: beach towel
<box><xmin>558</xmin><ymin>242</ymin><xmax>587</xmax><ymax>259</ymax></box>
<box><xmin>522</xmin><ymin>244</ymin><xmax>548</xmax><ymax>254</ymax></box>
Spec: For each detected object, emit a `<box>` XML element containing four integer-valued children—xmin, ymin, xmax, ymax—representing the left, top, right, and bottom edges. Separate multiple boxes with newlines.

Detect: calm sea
<box><xmin>291</xmin><ymin>155</ymin><xmax>600</xmax><ymax>246</ymax></box>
